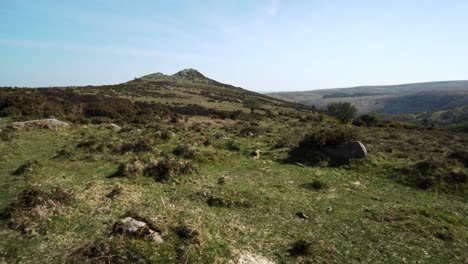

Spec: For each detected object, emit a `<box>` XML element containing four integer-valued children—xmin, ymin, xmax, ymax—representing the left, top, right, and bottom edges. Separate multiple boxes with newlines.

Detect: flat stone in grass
<box><xmin>2</xmin><ymin>118</ymin><xmax>70</xmax><ymax>130</ymax></box>
<box><xmin>238</xmin><ymin>251</ymin><xmax>275</xmax><ymax>264</ymax></box>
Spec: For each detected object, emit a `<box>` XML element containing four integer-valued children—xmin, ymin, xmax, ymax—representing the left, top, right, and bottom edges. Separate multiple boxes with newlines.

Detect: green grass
<box><xmin>1</xmin><ymin>123</ymin><xmax>467</xmax><ymax>263</ymax></box>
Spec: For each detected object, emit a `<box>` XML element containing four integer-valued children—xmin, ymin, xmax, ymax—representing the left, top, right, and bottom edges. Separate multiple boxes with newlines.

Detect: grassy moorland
<box><xmin>0</xmin><ymin>70</ymin><xmax>467</xmax><ymax>263</ymax></box>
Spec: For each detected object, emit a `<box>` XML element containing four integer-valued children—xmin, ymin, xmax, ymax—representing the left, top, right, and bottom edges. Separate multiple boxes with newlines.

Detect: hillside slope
<box><xmin>0</xmin><ymin>73</ymin><xmax>467</xmax><ymax>263</ymax></box>
<box><xmin>268</xmin><ymin>80</ymin><xmax>468</xmax><ymax>114</ymax></box>
<box><xmin>76</xmin><ymin>68</ymin><xmax>305</xmax><ymax>113</ymax></box>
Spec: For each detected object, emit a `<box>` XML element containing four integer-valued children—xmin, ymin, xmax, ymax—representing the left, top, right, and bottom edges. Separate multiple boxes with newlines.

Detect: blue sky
<box><xmin>1</xmin><ymin>0</ymin><xmax>468</xmax><ymax>91</ymax></box>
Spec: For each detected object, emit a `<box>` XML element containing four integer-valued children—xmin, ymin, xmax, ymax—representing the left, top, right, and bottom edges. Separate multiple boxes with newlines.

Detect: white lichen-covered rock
<box><xmin>238</xmin><ymin>252</ymin><xmax>275</xmax><ymax>264</ymax></box>
<box><xmin>1</xmin><ymin>118</ymin><xmax>70</xmax><ymax>130</ymax></box>
<box><xmin>114</xmin><ymin>217</ymin><xmax>163</xmax><ymax>243</ymax></box>
<box><xmin>101</xmin><ymin>123</ymin><xmax>121</xmax><ymax>131</ymax></box>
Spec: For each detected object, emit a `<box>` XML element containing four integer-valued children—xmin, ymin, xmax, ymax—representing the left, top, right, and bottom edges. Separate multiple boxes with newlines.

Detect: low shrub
<box><xmin>449</xmin><ymin>150</ymin><xmax>468</xmax><ymax>167</ymax></box>
<box><xmin>225</xmin><ymin>140</ymin><xmax>241</xmax><ymax>151</ymax></box>
<box><xmin>0</xmin><ymin>129</ymin><xmax>17</xmax><ymax>142</ymax></box>
<box><xmin>352</xmin><ymin>113</ymin><xmax>382</xmax><ymax>127</ymax></box>
<box><xmin>173</xmin><ymin>144</ymin><xmax>197</xmax><ymax>159</ymax></box>
<box><xmin>398</xmin><ymin>158</ymin><xmax>467</xmax><ymax>192</ymax></box>
<box><xmin>1</xmin><ymin>186</ymin><xmax>73</xmax><ymax>232</ymax></box>
<box><xmin>12</xmin><ymin>160</ymin><xmax>41</xmax><ymax>176</ymax></box>
<box><xmin>238</xmin><ymin>126</ymin><xmax>261</xmax><ymax>137</ymax></box>
<box><xmin>386</xmin><ymin>121</ymin><xmax>415</xmax><ymax>129</ymax></box>
<box><xmin>156</xmin><ymin>130</ymin><xmax>175</xmax><ymax>140</ymax></box>
<box><xmin>451</xmin><ymin>122</ymin><xmax>468</xmax><ymax>133</ymax></box>
<box><xmin>55</xmin><ymin>147</ymin><xmax>75</xmax><ymax>159</ymax></box>
<box><xmin>76</xmin><ymin>139</ymin><xmax>103</xmax><ymax>152</ymax></box>
<box><xmin>174</xmin><ymin>221</ymin><xmax>200</xmax><ymax>244</ymax></box>
<box><xmin>70</xmin><ymin>237</ymin><xmax>153</xmax><ymax>264</ymax></box>
<box><xmin>400</xmin><ymin>159</ymin><xmax>447</xmax><ymax>189</ymax></box>
<box><xmin>288</xmin><ymin>239</ymin><xmax>313</xmax><ymax>257</ymax></box>
<box><xmin>287</xmin><ymin>126</ymin><xmax>358</xmax><ymax>165</ymax></box>
<box><xmin>300</xmin><ymin>179</ymin><xmax>329</xmax><ymax>191</ymax></box>
<box><xmin>112</xmin><ymin>160</ymin><xmax>145</xmax><ymax>178</ymax></box>
<box><xmin>144</xmin><ymin>158</ymin><xmax>198</xmax><ymax>182</ymax></box>
<box><xmin>206</xmin><ymin>195</ymin><xmax>252</xmax><ymax>208</ymax></box>
<box><xmin>115</xmin><ymin>139</ymin><xmax>153</xmax><ymax>153</ymax></box>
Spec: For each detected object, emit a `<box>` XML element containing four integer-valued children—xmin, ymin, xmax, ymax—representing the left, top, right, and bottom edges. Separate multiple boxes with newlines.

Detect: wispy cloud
<box><xmin>0</xmin><ymin>37</ymin><xmax>191</xmax><ymax>59</ymax></box>
<box><xmin>265</xmin><ymin>0</ymin><xmax>281</xmax><ymax>16</ymax></box>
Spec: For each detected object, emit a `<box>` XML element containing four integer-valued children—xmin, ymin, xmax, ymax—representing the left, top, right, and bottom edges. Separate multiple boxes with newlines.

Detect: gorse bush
<box><xmin>287</xmin><ymin>126</ymin><xmax>359</xmax><ymax>165</ymax></box>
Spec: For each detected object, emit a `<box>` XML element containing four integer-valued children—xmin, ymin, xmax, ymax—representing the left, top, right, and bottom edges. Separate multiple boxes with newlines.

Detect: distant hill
<box><xmin>0</xmin><ymin>68</ymin><xmax>309</xmax><ymax>119</ymax></box>
<box><xmin>132</xmin><ymin>68</ymin><xmax>230</xmax><ymax>88</ymax></box>
<box><xmin>268</xmin><ymin>81</ymin><xmax>468</xmax><ymax>114</ymax></box>
<box><xmin>395</xmin><ymin>105</ymin><xmax>468</xmax><ymax>127</ymax></box>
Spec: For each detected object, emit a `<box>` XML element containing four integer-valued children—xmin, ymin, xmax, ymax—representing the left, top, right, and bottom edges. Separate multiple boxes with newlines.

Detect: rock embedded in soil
<box><xmin>113</xmin><ymin>217</ymin><xmax>163</xmax><ymax>243</ymax></box>
<box><xmin>2</xmin><ymin>118</ymin><xmax>70</xmax><ymax>130</ymax></box>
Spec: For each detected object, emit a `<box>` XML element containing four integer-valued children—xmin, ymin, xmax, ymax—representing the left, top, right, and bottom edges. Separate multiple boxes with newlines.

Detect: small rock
<box><xmin>251</xmin><ymin>149</ymin><xmax>261</xmax><ymax>160</ymax></box>
<box><xmin>350</xmin><ymin>181</ymin><xmax>367</xmax><ymax>190</ymax></box>
<box><xmin>105</xmin><ymin>123</ymin><xmax>121</xmax><ymax>131</ymax></box>
<box><xmin>295</xmin><ymin>212</ymin><xmax>310</xmax><ymax>219</ymax></box>
<box><xmin>371</xmin><ymin>196</ymin><xmax>384</xmax><ymax>201</ymax></box>
<box><xmin>326</xmin><ymin>207</ymin><xmax>333</xmax><ymax>213</ymax></box>
<box><xmin>218</xmin><ymin>176</ymin><xmax>227</xmax><ymax>185</ymax></box>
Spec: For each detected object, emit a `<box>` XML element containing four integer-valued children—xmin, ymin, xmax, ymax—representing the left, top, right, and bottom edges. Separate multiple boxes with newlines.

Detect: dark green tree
<box><xmin>243</xmin><ymin>97</ymin><xmax>262</xmax><ymax>113</ymax></box>
<box><xmin>327</xmin><ymin>102</ymin><xmax>357</xmax><ymax>124</ymax></box>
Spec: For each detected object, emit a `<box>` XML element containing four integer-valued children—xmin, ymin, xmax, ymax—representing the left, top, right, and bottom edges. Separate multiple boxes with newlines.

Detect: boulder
<box><xmin>323</xmin><ymin>141</ymin><xmax>367</xmax><ymax>162</ymax></box>
<box><xmin>1</xmin><ymin>118</ymin><xmax>70</xmax><ymax>130</ymax></box>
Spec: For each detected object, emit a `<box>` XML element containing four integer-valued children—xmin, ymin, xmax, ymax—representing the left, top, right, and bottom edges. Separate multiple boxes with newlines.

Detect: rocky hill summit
<box><xmin>133</xmin><ymin>68</ymin><xmax>224</xmax><ymax>87</ymax></box>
